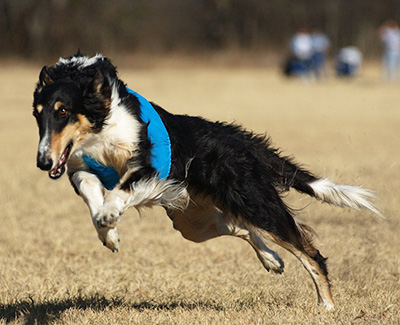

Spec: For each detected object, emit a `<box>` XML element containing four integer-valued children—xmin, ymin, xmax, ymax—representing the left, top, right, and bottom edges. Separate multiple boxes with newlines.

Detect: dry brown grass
<box><xmin>0</xmin><ymin>61</ymin><xmax>399</xmax><ymax>324</ymax></box>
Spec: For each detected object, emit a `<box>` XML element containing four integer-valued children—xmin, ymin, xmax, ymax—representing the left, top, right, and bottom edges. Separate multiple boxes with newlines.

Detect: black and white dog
<box><xmin>33</xmin><ymin>53</ymin><xmax>381</xmax><ymax>310</ymax></box>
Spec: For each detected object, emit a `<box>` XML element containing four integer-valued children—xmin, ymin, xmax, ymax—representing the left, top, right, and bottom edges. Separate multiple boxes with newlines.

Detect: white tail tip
<box><xmin>309</xmin><ymin>178</ymin><xmax>383</xmax><ymax>218</ymax></box>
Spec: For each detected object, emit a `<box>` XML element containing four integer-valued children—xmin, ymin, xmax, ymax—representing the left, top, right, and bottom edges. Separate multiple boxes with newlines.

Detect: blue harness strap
<box><xmin>127</xmin><ymin>88</ymin><xmax>171</xmax><ymax>179</ymax></box>
<box><xmin>82</xmin><ymin>154</ymin><xmax>120</xmax><ymax>191</ymax></box>
<box><xmin>82</xmin><ymin>88</ymin><xmax>171</xmax><ymax>190</ymax></box>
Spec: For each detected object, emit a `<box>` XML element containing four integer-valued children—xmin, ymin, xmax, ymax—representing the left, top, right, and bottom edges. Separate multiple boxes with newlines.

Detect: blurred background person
<box><xmin>335</xmin><ymin>46</ymin><xmax>363</xmax><ymax>77</ymax></box>
<box><xmin>379</xmin><ymin>19</ymin><xmax>400</xmax><ymax>81</ymax></box>
<box><xmin>310</xmin><ymin>29</ymin><xmax>330</xmax><ymax>79</ymax></box>
<box><xmin>284</xmin><ymin>27</ymin><xmax>313</xmax><ymax>79</ymax></box>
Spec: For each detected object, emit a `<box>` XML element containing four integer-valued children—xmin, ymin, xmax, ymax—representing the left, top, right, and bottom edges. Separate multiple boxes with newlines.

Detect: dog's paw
<box><xmin>97</xmin><ymin>227</ymin><xmax>120</xmax><ymax>252</ymax></box>
<box><xmin>258</xmin><ymin>251</ymin><xmax>284</xmax><ymax>274</ymax></box>
<box><xmin>269</xmin><ymin>260</ymin><xmax>284</xmax><ymax>274</ymax></box>
<box><xmin>265</xmin><ymin>255</ymin><xmax>284</xmax><ymax>274</ymax></box>
<box><xmin>96</xmin><ymin>208</ymin><xmax>120</xmax><ymax>229</ymax></box>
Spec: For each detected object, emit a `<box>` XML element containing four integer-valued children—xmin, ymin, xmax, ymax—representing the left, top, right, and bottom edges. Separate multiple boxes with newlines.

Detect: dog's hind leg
<box><xmin>262</xmin><ymin>228</ymin><xmax>334</xmax><ymax>310</ymax></box>
<box><xmin>167</xmin><ymin>198</ymin><xmax>284</xmax><ymax>274</ymax></box>
<box><xmin>70</xmin><ymin>171</ymin><xmax>120</xmax><ymax>252</ymax></box>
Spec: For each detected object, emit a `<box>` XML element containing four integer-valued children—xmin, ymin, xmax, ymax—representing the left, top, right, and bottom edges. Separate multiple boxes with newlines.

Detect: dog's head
<box><xmin>33</xmin><ymin>54</ymin><xmax>114</xmax><ymax>179</ymax></box>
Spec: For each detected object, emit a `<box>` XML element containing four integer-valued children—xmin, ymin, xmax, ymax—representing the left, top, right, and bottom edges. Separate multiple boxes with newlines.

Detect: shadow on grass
<box><xmin>0</xmin><ymin>294</ymin><xmax>225</xmax><ymax>324</ymax></box>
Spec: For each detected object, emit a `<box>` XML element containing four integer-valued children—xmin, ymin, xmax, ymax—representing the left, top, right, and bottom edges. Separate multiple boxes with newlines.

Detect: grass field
<box><xmin>0</xmin><ymin>60</ymin><xmax>399</xmax><ymax>324</ymax></box>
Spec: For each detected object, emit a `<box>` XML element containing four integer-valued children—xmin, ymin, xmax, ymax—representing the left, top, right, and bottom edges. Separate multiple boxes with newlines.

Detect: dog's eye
<box><xmin>58</xmin><ymin>106</ymin><xmax>69</xmax><ymax>116</ymax></box>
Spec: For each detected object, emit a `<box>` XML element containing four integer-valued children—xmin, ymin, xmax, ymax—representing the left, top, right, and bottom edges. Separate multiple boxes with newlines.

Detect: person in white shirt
<box><xmin>379</xmin><ymin>20</ymin><xmax>400</xmax><ymax>81</ymax></box>
<box><xmin>288</xmin><ymin>28</ymin><xmax>313</xmax><ymax>78</ymax></box>
<box><xmin>336</xmin><ymin>46</ymin><xmax>363</xmax><ymax>77</ymax></box>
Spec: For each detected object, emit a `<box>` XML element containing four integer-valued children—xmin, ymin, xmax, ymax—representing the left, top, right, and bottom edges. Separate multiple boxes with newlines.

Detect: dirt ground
<box><xmin>0</xmin><ymin>60</ymin><xmax>399</xmax><ymax>324</ymax></box>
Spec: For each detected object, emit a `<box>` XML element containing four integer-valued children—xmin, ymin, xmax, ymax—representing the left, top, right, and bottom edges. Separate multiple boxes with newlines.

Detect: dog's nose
<box><xmin>37</xmin><ymin>155</ymin><xmax>53</xmax><ymax>171</ymax></box>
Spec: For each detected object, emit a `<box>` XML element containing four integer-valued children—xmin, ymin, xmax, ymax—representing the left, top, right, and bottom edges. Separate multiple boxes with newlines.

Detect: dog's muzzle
<box><xmin>37</xmin><ymin>152</ymin><xmax>53</xmax><ymax>171</ymax></box>
<box><xmin>36</xmin><ymin>137</ymin><xmax>73</xmax><ymax>179</ymax></box>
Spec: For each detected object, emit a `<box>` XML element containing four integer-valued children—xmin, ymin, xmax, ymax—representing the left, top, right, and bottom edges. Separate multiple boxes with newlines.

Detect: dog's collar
<box><xmin>82</xmin><ymin>88</ymin><xmax>171</xmax><ymax>190</ymax></box>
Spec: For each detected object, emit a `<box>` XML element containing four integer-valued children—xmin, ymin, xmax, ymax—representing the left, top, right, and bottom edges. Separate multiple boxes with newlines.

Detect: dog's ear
<box><xmin>81</xmin><ymin>70</ymin><xmax>112</xmax><ymax>130</ymax></box>
<box><xmin>39</xmin><ymin>66</ymin><xmax>54</xmax><ymax>87</ymax></box>
<box><xmin>89</xmin><ymin>70</ymin><xmax>111</xmax><ymax>99</ymax></box>
<box><xmin>92</xmin><ymin>70</ymin><xmax>106</xmax><ymax>93</ymax></box>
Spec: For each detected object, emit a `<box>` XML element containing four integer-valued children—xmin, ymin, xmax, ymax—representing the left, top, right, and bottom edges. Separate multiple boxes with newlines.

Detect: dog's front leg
<box><xmin>70</xmin><ymin>171</ymin><xmax>120</xmax><ymax>252</ymax></box>
<box><xmin>96</xmin><ymin>188</ymin><xmax>130</xmax><ymax>229</ymax></box>
<box><xmin>95</xmin><ymin>176</ymin><xmax>172</xmax><ymax>228</ymax></box>
<box><xmin>96</xmin><ymin>176</ymin><xmax>186</xmax><ymax>231</ymax></box>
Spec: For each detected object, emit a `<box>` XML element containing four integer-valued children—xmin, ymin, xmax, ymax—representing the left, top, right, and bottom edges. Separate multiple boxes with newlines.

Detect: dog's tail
<box><xmin>273</xmin><ymin>156</ymin><xmax>383</xmax><ymax>217</ymax></box>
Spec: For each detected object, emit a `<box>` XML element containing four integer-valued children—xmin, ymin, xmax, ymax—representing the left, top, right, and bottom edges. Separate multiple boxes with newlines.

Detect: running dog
<box><xmin>33</xmin><ymin>53</ymin><xmax>381</xmax><ymax>310</ymax></box>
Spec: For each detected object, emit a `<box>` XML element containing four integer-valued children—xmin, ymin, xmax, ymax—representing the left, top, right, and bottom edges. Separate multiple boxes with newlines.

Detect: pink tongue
<box><xmin>49</xmin><ymin>156</ymin><xmax>65</xmax><ymax>178</ymax></box>
<box><xmin>48</xmin><ymin>144</ymin><xmax>71</xmax><ymax>179</ymax></box>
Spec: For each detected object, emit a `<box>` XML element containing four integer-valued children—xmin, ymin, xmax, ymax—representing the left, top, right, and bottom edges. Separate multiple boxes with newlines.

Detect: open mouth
<box><xmin>49</xmin><ymin>142</ymin><xmax>73</xmax><ymax>180</ymax></box>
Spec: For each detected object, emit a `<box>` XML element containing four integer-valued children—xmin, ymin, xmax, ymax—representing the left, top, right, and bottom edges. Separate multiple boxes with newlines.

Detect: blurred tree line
<box><xmin>0</xmin><ymin>0</ymin><xmax>399</xmax><ymax>60</ymax></box>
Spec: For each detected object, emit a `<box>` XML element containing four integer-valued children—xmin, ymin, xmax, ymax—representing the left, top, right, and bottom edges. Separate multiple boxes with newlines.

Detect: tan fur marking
<box><xmin>76</xmin><ymin>114</ymin><xmax>93</xmax><ymax>136</ymax></box>
<box><xmin>54</xmin><ymin>101</ymin><xmax>64</xmax><ymax>111</ymax></box>
<box><xmin>51</xmin><ymin>124</ymin><xmax>78</xmax><ymax>159</ymax></box>
<box><xmin>36</xmin><ymin>104</ymin><xmax>43</xmax><ymax>114</ymax></box>
<box><xmin>50</xmin><ymin>116</ymin><xmax>93</xmax><ymax>162</ymax></box>
<box><xmin>104</xmin><ymin>146</ymin><xmax>132</xmax><ymax>176</ymax></box>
